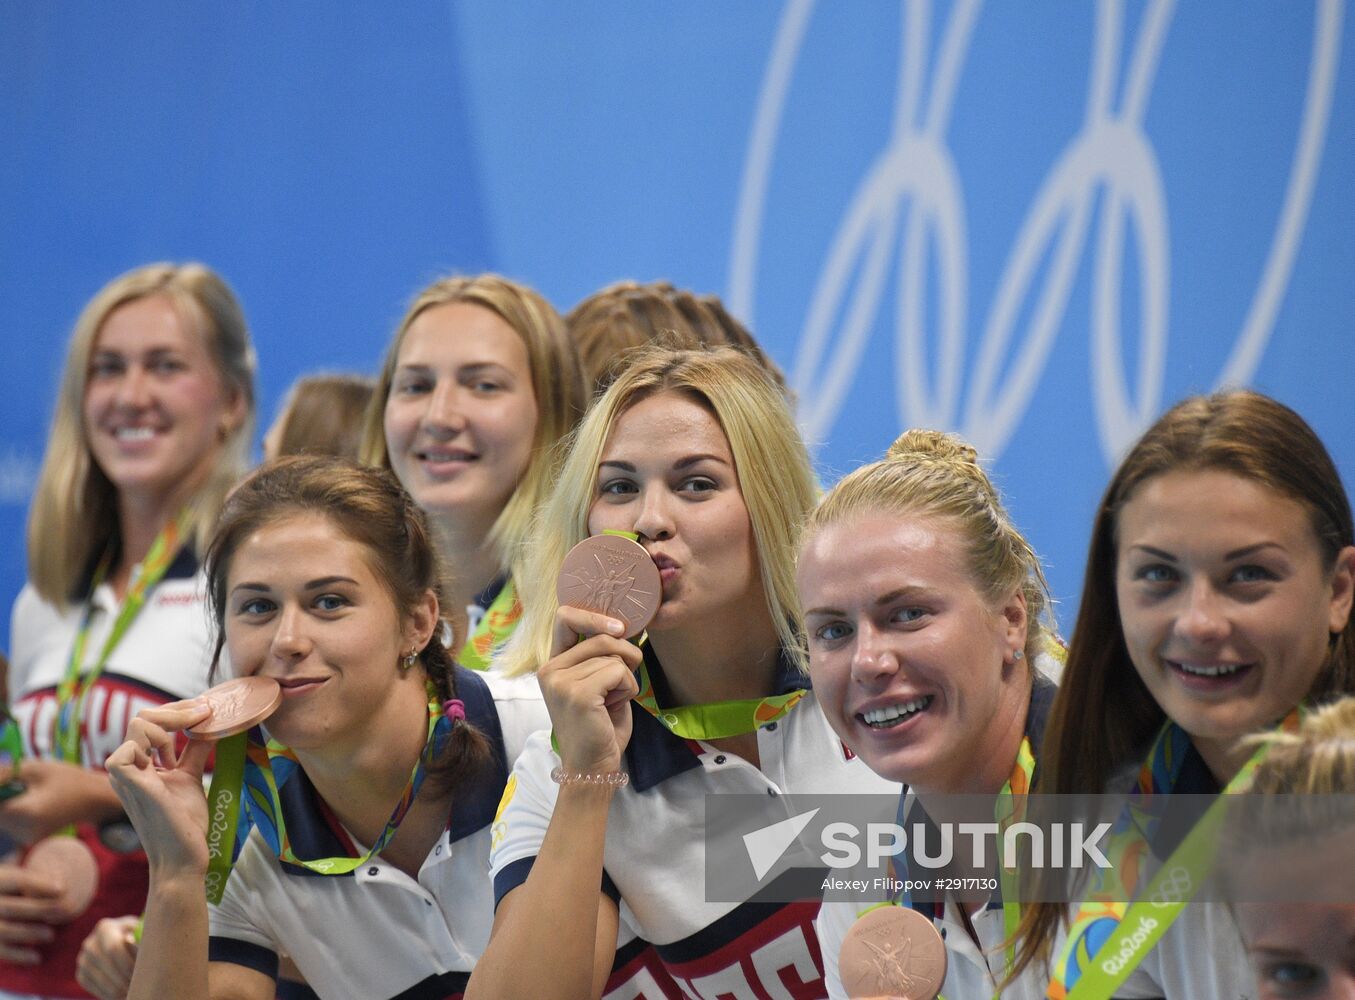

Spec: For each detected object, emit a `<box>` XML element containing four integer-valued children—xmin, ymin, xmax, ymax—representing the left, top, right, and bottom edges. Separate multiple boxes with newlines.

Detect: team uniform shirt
<box><xmin>491</xmin><ymin>651</ymin><xmax>901</xmax><ymax>1000</ymax></box>
<box><xmin>1109</xmin><ymin>746</ymin><xmax>1257</xmax><ymax>1000</ymax></box>
<box><xmin>816</xmin><ymin>676</ymin><xmax>1060</xmax><ymax>1000</ymax></box>
<box><xmin>208</xmin><ymin>669</ymin><xmax>549</xmax><ymax>1000</ymax></box>
<box><xmin>5</xmin><ymin>549</ymin><xmax>212</xmax><ymax>999</ymax></box>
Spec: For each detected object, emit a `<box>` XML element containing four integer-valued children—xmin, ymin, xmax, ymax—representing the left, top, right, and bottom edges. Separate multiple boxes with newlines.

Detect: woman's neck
<box><xmin>647</xmin><ymin>607</ymin><xmax>781</xmax><ymax>708</ymax></box>
<box><xmin>112</xmin><ymin>490</ymin><xmax>188</xmax><ymax>597</ymax></box>
<box><xmin>431</xmin><ymin>517</ymin><xmax>504</xmax><ymax>617</ymax></box>
<box><xmin>1190</xmin><ymin>733</ymin><xmax>1252</xmax><ymax>787</ymax></box>
<box><xmin>292</xmin><ymin>682</ymin><xmax>438</xmax><ymax>849</ymax></box>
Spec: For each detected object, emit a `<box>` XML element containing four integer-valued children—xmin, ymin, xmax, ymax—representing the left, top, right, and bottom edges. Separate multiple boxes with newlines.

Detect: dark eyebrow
<box><xmin>1129</xmin><ymin>545</ymin><xmax>1178</xmax><ymax>561</ymax></box>
<box><xmin>229</xmin><ymin>576</ymin><xmax>358</xmax><ymax>597</ymax></box>
<box><xmin>459</xmin><ymin>362</ymin><xmax>512</xmax><ymax>376</ymax></box>
<box><xmin>1224</xmin><ymin>542</ymin><xmax>1284</xmax><ymax>561</ymax></box>
<box><xmin>599</xmin><ymin>460</ymin><xmax>635</xmax><ymax>472</ymax></box>
<box><xmin>675</xmin><ymin>454</ymin><xmax>730</xmax><ymax>470</ymax></box>
<box><xmin>305</xmin><ymin>576</ymin><xmax>359</xmax><ymax>589</ymax></box>
<box><xmin>804</xmin><ymin>587</ymin><xmax>929</xmax><ymax>619</ymax></box>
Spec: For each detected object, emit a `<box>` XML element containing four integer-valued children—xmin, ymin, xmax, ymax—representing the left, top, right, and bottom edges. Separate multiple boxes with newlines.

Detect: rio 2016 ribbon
<box><xmin>1048</xmin><ymin>711</ymin><xmax>1300</xmax><ymax>999</ymax></box>
<box><xmin>203</xmin><ymin>689</ymin><xmax>449</xmax><ymax>904</ymax></box>
<box><xmin>54</xmin><ymin>512</ymin><xmax>189</xmax><ymax>765</ymax></box>
<box><xmin>459</xmin><ymin>579</ymin><xmax>522</xmax><ymax>672</ymax></box>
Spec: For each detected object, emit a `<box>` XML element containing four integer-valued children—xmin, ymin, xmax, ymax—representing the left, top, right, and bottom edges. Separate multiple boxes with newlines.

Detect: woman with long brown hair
<box><xmin>1017</xmin><ymin>390</ymin><xmax>1355</xmax><ymax>998</ymax></box>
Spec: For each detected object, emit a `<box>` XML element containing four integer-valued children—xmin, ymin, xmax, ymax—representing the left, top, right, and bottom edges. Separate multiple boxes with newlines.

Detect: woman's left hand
<box><xmin>0</xmin><ymin>759</ymin><xmax>125</xmax><ymax>843</ymax></box>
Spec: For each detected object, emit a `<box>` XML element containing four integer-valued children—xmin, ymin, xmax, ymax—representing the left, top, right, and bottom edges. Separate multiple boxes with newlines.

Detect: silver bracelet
<box><xmin>550</xmin><ymin>766</ymin><xmax>630</xmax><ymax>787</ymax></box>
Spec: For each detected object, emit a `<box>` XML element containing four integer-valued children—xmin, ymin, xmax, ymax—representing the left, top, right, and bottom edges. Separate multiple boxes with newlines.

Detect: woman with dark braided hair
<box><xmin>100</xmin><ymin>457</ymin><xmax>548</xmax><ymax>1000</ymax></box>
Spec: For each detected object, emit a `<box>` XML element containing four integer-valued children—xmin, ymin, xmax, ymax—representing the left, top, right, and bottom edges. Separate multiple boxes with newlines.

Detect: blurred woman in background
<box><xmin>361</xmin><ymin>274</ymin><xmax>587</xmax><ymax>670</ymax></box>
<box><xmin>3</xmin><ymin>262</ymin><xmax>255</xmax><ymax>998</ymax></box>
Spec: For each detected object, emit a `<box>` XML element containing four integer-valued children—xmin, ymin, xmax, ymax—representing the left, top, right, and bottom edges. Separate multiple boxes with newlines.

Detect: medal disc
<box><xmin>557</xmin><ymin>534</ymin><xmax>661</xmax><ymax>638</ymax></box>
<box><xmin>25</xmin><ymin>836</ymin><xmax>99</xmax><ymax>922</ymax></box>
<box><xmin>186</xmin><ymin>676</ymin><xmax>282</xmax><ymax>741</ymax></box>
<box><xmin>839</xmin><ymin>905</ymin><xmax>948</xmax><ymax>1000</ymax></box>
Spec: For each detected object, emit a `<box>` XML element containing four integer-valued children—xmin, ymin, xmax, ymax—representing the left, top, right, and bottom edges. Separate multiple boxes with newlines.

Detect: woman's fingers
<box><xmin>76</xmin><ymin>916</ymin><xmax>138</xmax><ymax>1000</ymax></box>
<box><xmin>551</xmin><ymin>605</ymin><xmax>626</xmax><ymax>658</ymax></box>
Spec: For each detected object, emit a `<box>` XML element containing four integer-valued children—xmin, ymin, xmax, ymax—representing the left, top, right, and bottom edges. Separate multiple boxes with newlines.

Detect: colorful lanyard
<box><xmin>204</xmin><ymin>689</ymin><xmax>447</xmax><ymax>904</ymax></box>
<box><xmin>862</xmin><ymin>735</ymin><xmax>1036</xmax><ymax>1000</ymax></box>
<box><xmin>459</xmin><ymin>579</ymin><xmax>521</xmax><ymax>672</ymax></box>
<box><xmin>1048</xmin><ymin>710</ymin><xmax>1300</xmax><ymax>999</ymax></box>
<box><xmin>632</xmin><ymin>661</ymin><xmax>806</xmax><ymax>740</ymax></box>
<box><xmin>53</xmin><ymin>514</ymin><xmax>188</xmax><ymax>764</ymax></box>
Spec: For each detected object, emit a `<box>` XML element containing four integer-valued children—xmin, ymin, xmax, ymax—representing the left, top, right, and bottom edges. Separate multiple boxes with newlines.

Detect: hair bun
<box><xmin>886</xmin><ymin>429</ymin><xmax>979</xmax><ymax>466</ymax></box>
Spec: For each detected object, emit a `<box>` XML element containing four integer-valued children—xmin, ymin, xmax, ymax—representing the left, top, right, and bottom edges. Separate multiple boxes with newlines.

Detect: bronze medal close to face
<box><xmin>185</xmin><ymin>676</ymin><xmax>283</xmax><ymax>741</ymax></box>
<box><xmin>839</xmin><ymin>905</ymin><xmax>948</xmax><ymax>1000</ymax></box>
<box><xmin>557</xmin><ymin>534</ymin><xmax>662</xmax><ymax>638</ymax></box>
<box><xmin>25</xmin><ymin>836</ymin><xmax>99</xmax><ymax>922</ymax></box>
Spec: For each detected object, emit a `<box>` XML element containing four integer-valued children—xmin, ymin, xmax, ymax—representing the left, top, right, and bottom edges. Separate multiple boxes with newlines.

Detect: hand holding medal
<box><xmin>539</xmin><ymin>534</ymin><xmax>660</xmax><ymax>776</ymax></box>
<box><xmin>106</xmin><ymin>677</ymin><xmax>281</xmax><ymax>876</ymax></box>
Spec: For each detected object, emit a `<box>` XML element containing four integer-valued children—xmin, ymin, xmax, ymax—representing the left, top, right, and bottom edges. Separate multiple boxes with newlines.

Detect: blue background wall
<box><xmin>3</xmin><ymin>1</ymin><xmax>1352</xmax><ymax>644</ymax></box>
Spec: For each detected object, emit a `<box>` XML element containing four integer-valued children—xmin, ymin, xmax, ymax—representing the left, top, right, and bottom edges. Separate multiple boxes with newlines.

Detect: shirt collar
<box><xmin>275</xmin><ymin>666</ymin><xmax>510</xmax><ymax>875</ymax></box>
<box><xmin>623</xmin><ymin>643</ymin><xmax>809</xmax><ymax>793</ymax></box>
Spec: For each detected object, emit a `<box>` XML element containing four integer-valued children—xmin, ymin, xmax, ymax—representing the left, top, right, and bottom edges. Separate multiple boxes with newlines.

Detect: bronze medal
<box><xmin>839</xmin><ymin>905</ymin><xmax>948</xmax><ymax>1000</ymax></box>
<box><xmin>186</xmin><ymin>676</ymin><xmax>282</xmax><ymax>741</ymax></box>
<box><xmin>25</xmin><ymin>836</ymin><xmax>99</xmax><ymax>922</ymax></box>
<box><xmin>557</xmin><ymin>534</ymin><xmax>661</xmax><ymax>638</ymax></box>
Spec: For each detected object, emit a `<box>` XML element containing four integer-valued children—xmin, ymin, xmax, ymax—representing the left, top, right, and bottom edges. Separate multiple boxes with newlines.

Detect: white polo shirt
<box><xmin>207</xmin><ymin>669</ymin><xmax>549</xmax><ymax>1000</ymax></box>
<box><xmin>9</xmin><ymin>547</ymin><xmax>214</xmax><ymax>763</ymax></box>
<box><xmin>814</xmin><ymin>676</ymin><xmax>1060</xmax><ymax>1000</ymax></box>
<box><xmin>490</xmin><ymin>653</ymin><xmax>900</xmax><ymax>1000</ymax></box>
<box><xmin>5</xmin><ymin>550</ymin><xmax>215</xmax><ymax>999</ymax></box>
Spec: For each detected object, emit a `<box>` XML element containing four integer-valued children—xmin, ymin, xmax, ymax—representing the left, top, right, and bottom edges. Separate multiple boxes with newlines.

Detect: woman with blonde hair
<box><xmin>1016</xmin><ymin>390</ymin><xmax>1355</xmax><ymax>999</ymax></box>
<box><xmin>2</xmin><ymin>263</ymin><xmax>255</xmax><ymax>997</ymax></box>
<box><xmin>1221</xmin><ymin>697</ymin><xmax>1355</xmax><ymax>1000</ymax></box>
<box><xmin>799</xmin><ymin>430</ymin><xmax>1063</xmax><ymax>998</ymax></box>
<box><xmin>467</xmin><ymin>346</ymin><xmax>896</xmax><ymax>1000</ymax></box>
<box><xmin>361</xmin><ymin>274</ymin><xmax>587</xmax><ymax>670</ymax></box>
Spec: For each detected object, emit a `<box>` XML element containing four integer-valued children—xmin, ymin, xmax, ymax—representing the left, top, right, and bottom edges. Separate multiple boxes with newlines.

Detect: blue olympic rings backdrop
<box><xmin>3</xmin><ymin>2</ymin><xmax>1353</xmax><ymax>644</ymax></box>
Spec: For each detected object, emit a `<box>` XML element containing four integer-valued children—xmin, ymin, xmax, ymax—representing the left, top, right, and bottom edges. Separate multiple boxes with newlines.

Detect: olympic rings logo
<box><xmin>729</xmin><ymin>0</ymin><xmax>1343</xmax><ymax>464</ymax></box>
<box><xmin>1149</xmin><ymin>866</ymin><xmax>1194</xmax><ymax>907</ymax></box>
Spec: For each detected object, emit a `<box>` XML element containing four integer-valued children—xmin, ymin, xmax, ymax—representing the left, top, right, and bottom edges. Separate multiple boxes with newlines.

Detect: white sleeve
<box><xmin>482</xmin><ymin>671</ymin><xmax>552</xmax><ymax>766</ymax></box>
<box><xmin>487</xmin><ymin>730</ymin><xmax>561</xmax><ymax>906</ymax></box>
<box><xmin>206</xmin><ymin>835</ymin><xmax>279</xmax><ymax>971</ymax></box>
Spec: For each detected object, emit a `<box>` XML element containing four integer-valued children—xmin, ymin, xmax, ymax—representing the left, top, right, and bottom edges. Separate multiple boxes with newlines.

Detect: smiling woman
<box><xmin>797</xmin><ymin>429</ymin><xmax>1061</xmax><ymax>999</ymax></box>
<box><xmin>1016</xmin><ymin>390</ymin><xmax>1355</xmax><ymax>999</ymax></box>
<box><xmin>360</xmin><ymin>275</ymin><xmax>587</xmax><ymax>671</ymax></box>
<box><xmin>102</xmin><ymin>457</ymin><xmax>549</xmax><ymax>1000</ymax></box>
<box><xmin>4</xmin><ymin>263</ymin><xmax>256</xmax><ymax>999</ymax></box>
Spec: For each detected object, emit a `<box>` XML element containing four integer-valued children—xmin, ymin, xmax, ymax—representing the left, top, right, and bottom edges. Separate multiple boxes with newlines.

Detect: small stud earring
<box><xmin>1012</xmin><ymin>649</ymin><xmax>1024</xmax><ymax>662</ymax></box>
<box><xmin>400</xmin><ymin>650</ymin><xmax>418</xmax><ymax>671</ymax></box>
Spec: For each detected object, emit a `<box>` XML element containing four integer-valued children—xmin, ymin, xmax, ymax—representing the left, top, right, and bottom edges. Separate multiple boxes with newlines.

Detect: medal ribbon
<box><xmin>203</xmin><ymin>688</ymin><xmax>448</xmax><ymax>904</ymax></box>
<box><xmin>54</xmin><ymin>513</ymin><xmax>189</xmax><ymax>765</ymax></box>
<box><xmin>1048</xmin><ymin>710</ymin><xmax>1301</xmax><ymax>999</ymax></box>
<box><xmin>860</xmin><ymin>735</ymin><xmax>1037</xmax><ymax>1000</ymax></box>
<box><xmin>459</xmin><ymin>579</ymin><xmax>521</xmax><ymax>672</ymax></box>
<box><xmin>631</xmin><ymin>662</ymin><xmax>805</xmax><ymax>740</ymax></box>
